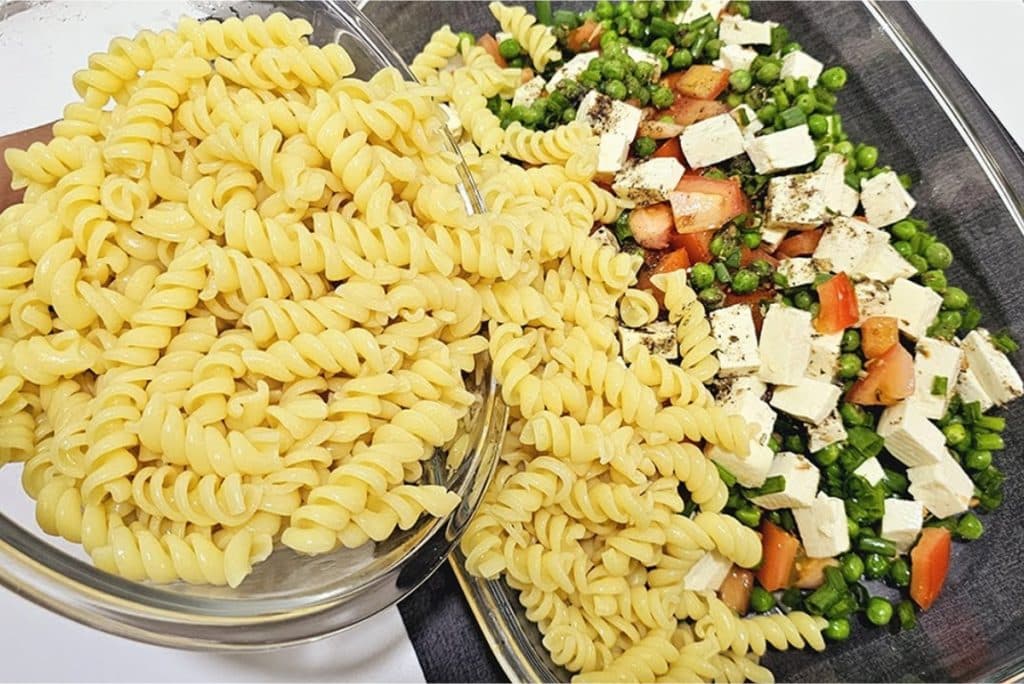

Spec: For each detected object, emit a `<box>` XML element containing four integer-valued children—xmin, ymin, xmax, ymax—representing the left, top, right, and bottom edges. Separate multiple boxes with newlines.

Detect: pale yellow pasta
<box><xmin>619</xmin><ymin>288</ymin><xmax>660</xmax><ymax>328</ymax></box>
<box><xmin>488</xmin><ymin>1</ymin><xmax>562</xmax><ymax>70</ymax></box>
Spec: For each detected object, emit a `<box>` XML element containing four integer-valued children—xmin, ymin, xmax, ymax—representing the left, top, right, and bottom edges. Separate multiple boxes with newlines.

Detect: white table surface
<box><xmin>1</xmin><ymin>2</ymin><xmax>1022</xmax><ymax>682</ymax></box>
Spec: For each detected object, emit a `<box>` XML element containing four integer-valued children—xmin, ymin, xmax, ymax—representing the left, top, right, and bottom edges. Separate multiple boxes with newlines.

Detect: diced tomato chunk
<box><xmin>664</xmin><ymin>96</ymin><xmax>730</xmax><ymax>126</ymax></box>
<box><xmin>477</xmin><ymin>34</ymin><xmax>507</xmax><ymax>67</ymax></box>
<box><xmin>911</xmin><ymin>527</ymin><xmax>952</xmax><ymax>611</ymax></box>
<box><xmin>757</xmin><ymin>521</ymin><xmax>798</xmax><ymax>592</ymax></box>
<box><xmin>668</xmin><ymin>176</ymin><xmax>747</xmax><ymax>233</ymax></box>
<box><xmin>566</xmin><ymin>19</ymin><xmax>603</xmax><ymax>52</ymax></box>
<box><xmin>669</xmin><ymin>229</ymin><xmax>715</xmax><ymax>264</ymax></box>
<box><xmin>636</xmin><ymin>248</ymin><xmax>691</xmax><ymax>309</ymax></box>
<box><xmin>663</xmin><ymin>65</ymin><xmax>731</xmax><ymax>100</ymax></box>
<box><xmin>861</xmin><ymin>316</ymin><xmax>900</xmax><ymax>359</ymax></box>
<box><xmin>652</xmin><ymin>247</ymin><xmax>691</xmax><ymax>276</ymax></box>
<box><xmin>815</xmin><ymin>272</ymin><xmax>859</xmax><ymax>333</ymax></box>
<box><xmin>846</xmin><ymin>342</ymin><xmax>916</xmax><ymax>406</ymax></box>
<box><xmin>520</xmin><ymin>67</ymin><xmax>534</xmax><ymax>84</ymax></box>
<box><xmin>776</xmin><ymin>229</ymin><xmax>823</xmax><ymax>257</ymax></box>
<box><xmin>652</xmin><ymin>137</ymin><xmax>683</xmax><ymax>163</ymax></box>
<box><xmin>719</xmin><ymin>567</ymin><xmax>755</xmax><ymax>615</ymax></box>
<box><xmin>740</xmin><ymin>247</ymin><xmax>779</xmax><ymax>268</ymax></box>
<box><xmin>629</xmin><ymin>203</ymin><xmax>675</xmax><ymax>250</ymax></box>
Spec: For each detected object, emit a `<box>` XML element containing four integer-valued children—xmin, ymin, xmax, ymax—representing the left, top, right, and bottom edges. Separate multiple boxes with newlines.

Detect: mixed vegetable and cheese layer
<box><xmin>479</xmin><ymin>0</ymin><xmax>1022</xmax><ymax>639</ymax></box>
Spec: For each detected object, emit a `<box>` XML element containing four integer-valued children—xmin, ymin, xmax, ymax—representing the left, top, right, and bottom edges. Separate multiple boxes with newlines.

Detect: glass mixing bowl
<box><xmin>0</xmin><ymin>0</ymin><xmax>505</xmax><ymax>649</ymax></box>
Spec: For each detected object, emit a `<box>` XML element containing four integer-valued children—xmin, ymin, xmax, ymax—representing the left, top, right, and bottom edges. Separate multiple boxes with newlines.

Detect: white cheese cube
<box><xmin>886</xmin><ymin>278</ymin><xmax>942</xmax><ymax>341</ymax></box>
<box><xmin>730</xmin><ymin>104</ymin><xmax>763</xmax><ymax>139</ymax></box>
<box><xmin>711</xmin><ymin>304</ymin><xmax>761</xmax><ymax>377</ymax></box>
<box><xmin>714</xmin><ymin>44</ymin><xmax>758</xmax><ymax>73</ymax></box>
<box><xmin>439</xmin><ymin>104</ymin><xmax>462</xmax><ymax>139</ymax></box>
<box><xmin>770</xmin><ymin>377</ymin><xmax>842</xmax><ymax>425</ymax></box>
<box><xmin>956</xmin><ymin>366</ymin><xmax>994</xmax><ymax>412</ymax></box>
<box><xmin>853</xmin><ymin>457</ymin><xmax>886</xmax><ymax>487</ymax></box>
<box><xmin>612</xmin><ymin>157</ymin><xmax>686</xmax><ymax>205</ymax></box>
<box><xmin>758</xmin><ymin>304</ymin><xmax>813</xmax><ymax>385</ymax></box>
<box><xmin>781</xmin><ymin>51</ymin><xmax>824</xmax><ymax>87</ymax></box>
<box><xmin>776</xmin><ymin>257</ymin><xmax>818</xmax><ymax>289</ymax></box>
<box><xmin>589</xmin><ymin>226</ymin><xmax>618</xmax><ymax>250</ymax></box>
<box><xmin>626</xmin><ymin>47</ymin><xmax>662</xmax><ymax>79</ymax></box>
<box><xmin>619</xmin><ymin>320</ymin><xmax>678</xmax><ymax>360</ymax></box>
<box><xmin>718</xmin><ymin>14</ymin><xmax>773</xmax><ymax>45</ymax></box>
<box><xmin>881</xmin><ymin>499</ymin><xmax>924</xmax><ymax>553</ymax></box>
<box><xmin>682</xmin><ymin>551</ymin><xmax>733</xmax><ymax>592</ymax></box>
<box><xmin>577</xmin><ymin>89</ymin><xmax>644</xmax><ymax>140</ymax></box>
<box><xmin>961</xmin><ymin>329</ymin><xmax>1024</xmax><ymax>406</ymax></box>
<box><xmin>512</xmin><ymin>75</ymin><xmax>546</xmax><ymax>109</ymax></box>
<box><xmin>793</xmin><ymin>493</ymin><xmax>850</xmax><ymax>558</ymax></box>
<box><xmin>760</xmin><ymin>225</ymin><xmax>789</xmax><ymax>251</ymax></box>
<box><xmin>680</xmin><ymin>0</ymin><xmax>729</xmax><ymax>23</ymax></box>
<box><xmin>860</xmin><ymin>171</ymin><xmax>916</xmax><ymax>227</ymax></box>
<box><xmin>855</xmin><ymin>281</ymin><xmax>891</xmax><ymax>324</ymax></box>
<box><xmin>679</xmin><ymin>113</ymin><xmax>746</xmax><ymax>169</ymax></box>
<box><xmin>765</xmin><ymin>173</ymin><xmax>828</xmax><ymax>231</ymax></box>
<box><xmin>706</xmin><ymin>440</ymin><xmax>775</xmax><ymax>488</ymax></box>
<box><xmin>816</xmin><ymin>153</ymin><xmax>853</xmax><ymax>216</ymax></box>
<box><xmin>835</xmin><ymin>183</ymin><xmax>860</xmax><ymax>217</ymax></box>
<box><xmin>808</xmin><ymin>410</ymin><xmax>848</xmax><ymax>453</ymax></box>
<box><xmin>909</xmin><ymin>337</ymin><xmax>964</xmax><ymax>419</ymax></box>
<box><xmin>752</xmin><ymin>452</ymin><xmax>820</xmax><ymax>510</ymax></box>
<box><xmin>807</xmin><ymin>330</ymin><xmax>843</xmax><ymax>380</ymax></box>
<box><xmin>596</xmin><ymin>132</ymin><xmax>630</xmax><ymax>178</ymax></box>
<box><xmin>717</xmin><ymin>375</ymin><xmax>769</xmax><ymax>404</ymax></box>
<box><xmin>812</xmin><ymin>217</ymin><xmax>889</xmax><ymax>275</ymax></box>
<box><xmin>744</xmin><ymin>124</ymin><xmax>816</xmax><ymax>175</ymax></box>
<box><xmin>547</xmin><ymin>50</ymin><xmax>597</xmax><ymax>92</ymax></box>
<box><xmin>854</xmin><ymin>242</ymin><xmax>916</xmax><ymax>283</ymax></box>
<box><xmin>722</xmin><ymin>391</ymin><xmax>777</xmax><ymax>446</ymax></box>
<box><xmin>876</xmin><ymin>401</ymin><xmax>946</xmax><ymax>467</ymax></box>
<box><xmin>908</xmin><ymin>456</ymin><xmax>975</xmax><ymax>518</ymax></box>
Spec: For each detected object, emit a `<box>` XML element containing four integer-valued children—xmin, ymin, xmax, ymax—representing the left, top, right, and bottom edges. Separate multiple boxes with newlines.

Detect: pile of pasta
<box><xmin>413</xmin><ymin>4</ymin><xmax>829</xmax><ymax>683</ymax></box>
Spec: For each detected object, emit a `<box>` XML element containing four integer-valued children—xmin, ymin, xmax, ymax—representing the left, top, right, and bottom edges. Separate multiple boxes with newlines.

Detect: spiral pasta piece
<box><xmin>488</xmin><ymin>2</ymin><xmax>562</xmax><ymax>70</ymax></box>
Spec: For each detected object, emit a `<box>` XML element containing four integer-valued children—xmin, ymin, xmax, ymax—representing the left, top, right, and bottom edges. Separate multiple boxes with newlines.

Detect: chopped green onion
<box><xmin>857</xmin><ymin>536</ymin><xmax>897</xmax><ymax>557</ymax></box>
<box><xmin>931</xmin><ymin>375</ymin><xmax>949</xmax><ymax>396</ymax></box>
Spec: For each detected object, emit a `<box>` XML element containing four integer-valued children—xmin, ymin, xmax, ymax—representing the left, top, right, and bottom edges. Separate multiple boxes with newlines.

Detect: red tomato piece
<box><xmin>668</xmin><ymin>229</ymin><xmax>715</xmax><ymax>264</ymax></box>
<box><xmin>663</xmin><ymin>65</ymin><xmax>731</xmax><ymax>100</ymax></box>
<box><xmin>776</xmin><ymin>228</ymin><xmax>823</xmax><ymax>257</ymax></box>
<box><xmin>477</xmin><ymin>34</ymin><xmax>507</xmax><ymax>67</ymax></box>
<box><xmin>740</xmin><ymin>246</ymin><xmax>779</xmax><ymax>268</ymax></box>
<box><xmin>757</xmin><ymin>521</ymin><xmax>799</xmax><ymax>592</ymax></box>
<box><xmin>651</xmin><ymin>137</ymin><xmax>683</xmax><ymax>163</ymax></box>
<box><xmin>652</xmin><ymin>247</ymin><xmax>691</xmax><ymax>276</ymax></box>
<box><xmin>861</xmin><ymin>316</ymin><xmax>900</xmax><ymax>359</ymax></box>
<box><xmin>566</xmin><ymin>19</ymin><xmax>603</xmax><ymax>52</ymax></box>
<box><xmin>846</xmin><ymin>342</ymin><xmax>916</xmax><ymax>406</ymax></box>
<box><xmin>815</xmin><ymin>272</ymin><xmax>859</xmax><ymax>333</ymax></box>
<box><xmin>629</xmin><ymin>202</ymin><xmax>675</xmax><ymax>250</ymax></box>
<box><xmin>668</xmin><ymin>176</ymin><xmax>747</xmax><ymax>233</ymax></box>
<box><xmin>665</xmin><ymin>96</ymin><xmax>731</xmax><ymax>126</ymax></box>
<box><xmin>910</xmin><ymin>527</ymin><xmax>952</xmax><ymax>611</ymax></box>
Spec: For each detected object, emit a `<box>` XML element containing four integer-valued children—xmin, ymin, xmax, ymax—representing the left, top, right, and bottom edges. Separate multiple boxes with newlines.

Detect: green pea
<box><xmin>704</xmin><ymin>38</ymin><xmax>722</xmax><ymax>60</ymax></box>
<box><xmin>616</xmin><ymin>0</ymin><xmax>631</xmax><ymax>15</ymax></box>
<box><xmin>793</xmin><ymin>290</ymin><xmax>813</xmax><ymax>310</ymax></box>
<box><xmin>750</xmin><ymin>586</ymin><xmax>776</xmax><ymax>613</ymax></box>
<box><xmin>841</xmin><ymin>329</ymin><xmax>861</xmax><ymax>352</ymax></box>
<box><xmin>740</xmin><ymin>231</ymin><xmax>761</xmax><ymax>250</ymax></box>
<box><xmin>956</xmin><ymin>512</ymin><xmax>984</xmax><ymax>541</ymax></box>
<box><xmin>457</xmin><ymin>31</ymin><xmax>476</xmax><ymax>47</ymax></box>
<box><xmin>814</xmin><ymin>443</ymin><xmax>842</xmax><ymax>467</ymax></box>
<box><xmin>820</xmin><ymin>66</ymin><xmax>848</xmax><ymax>91</ymax></box>
<box><xmin>856</xmin><ymin>145</ymin><xmax>879</xmax><ymax>170</ymax></box>
<box><xmin>833</xmin><ymin>140</ymin><xmax>854</xmax><ymax>157</ymax></box>
<box><xmin>729</xmin><ymin>69</ymin><xmax>753</xmax><ymax>93</ymax></box>
<box><xmin>840</xmin><ymin>402</ymin><xmax>869</xmax><ymax>427</ymax></box>
<box><xmin>824</xmin><ymin>617</ymin><xmax>851</xmax><ymax>641</ymax></box>
<box><xmin>896</xmin><ymin>600</ymin><xmax>917</xmax><ymax>631</ymax></box>
<box><xmin>698</xmin><ymin>286</ymin><xmax>726</xmax><ymax>308</ymax></box>
<box><xmin>938</xmin><ymin>310</ymin><xmax>962</xmax><ymax>331</ymax></box>
<box><xmin>632</xmin><ymin>136</ymin><xmax>657</xmax><ymax>158</ymax></box>
<box><xmin>671</xmin><ymin>48</ymin><xmax>693</xmax><ymax>70</ymax></box>
<box><xmin>864</xmin><ymin>553</ymin><xmax>890</xmax><ymax>579</ymax></box>
<box><xmin>709</xmin><ymin>234</ymin><xmax>726</xmax><ymax>257</ymax></box>
<box><xmin>596</xmin><ymin>0</ymin><xmax>615</xmax><ymax>19</ymax></box>
<box><xmin>784</xmin><ymin>433</ymin><xmax>806</xmax><ymax>453</ymax></box>
<box><xmin>892</xmin><ymin>240</ymin><xmax>913</xmax><ymax>259</ymax></box>
<box><xmin>943</xmin><ymin>422</ymin><xmax>968</xmax><ymax>446</ymax></box>
<box><xmin>578</xmin><ymin>70</ymin><xmax>600</xmax><ymax>88</ymax></box>
<box><xmin>601</xmin><ymin>59</ymin><xmax>626</xmax><ymax>81</ymax></box>
<box><xmin>974</xmin><ymin>431</ymin><xmax>1004</xmax><ymax>451</ymax></box>
<box><xmin>690</xmin><ymin>262</ymin><xmax>715</xmax><ymax>290</ymax></box>
<box><xmin>965</xmin><ymin>449</ymin><xmax>992</xmax><ymax>471</ymax></box>
<box><xmin>561</xmin><ymin>107</ymin><xmax>577</xmax><ymax>123</ymax></box>
<box><xmin>781</xmin><ymin>41</ymin><xmax>802</xmax><ymax>56</ymax></box>
<box><xmin>837</xmin><ymin>353</ymin><xmax>862</xmax><ymax>380</ymax></box>
<box><xmin>925</xmin><ymin>242</ymin><xmax>954</xmax><ymax>269</ymax></box>
<box><xmin>651</xmin><ymin>85</ymin><xmax>675</xmax><ymax>109</ymax></box>
<box><xmin>866</xmin><ymin>596</ymin><xmax>893</xmax><ymax>626</ymax></box>
<box><xmin>921</xmin><ymin>269</ymin><xmax>947</xmax><ymax>292</ymax></box>
<box><xmin>939</xmin><ymin>286</ymin><xmax>969</xmax><ymax>310</ymax></box>
<box><xmin>751</xmin><ymin>258</ymin><xmax>774</xmax><ymax>278</ymax></box>
<box><xmin>757</xmin><ymin>103</ymin><xmax>778</xmax><ymax>124</ymax></box>
<box><xmin>907</xmin><ymin>254</ymin><xmax>929</xmax><ymax>274</ymax></box>
<box><xmin>756</xmin><ymin>62</ymin><xmax>781</xmax><ymax>85</ymax></box>
<box><xmin>735</xmin><ymin>505</ymin><xmax>762</xmax><ymax>528</ymax></box>
<box><xmin>725</xmin><ymin>92</ymin><xmax>743</xmax><ymax>108</ymax></box>
<box><xmin>498</xmin><ymin>38</ymin><xmax>523</xmax><ymax>59</ymax></box>
<box><xmin>888</xmin><ymin>558</ymin><xmax>911</xmax><ymax>587</ymax></box>
<box><xmin>649</xmin><ymin>37</ymin><xmax>672</xmax><ymax>56</ymax></box>
<box><xmin>891</xmin><ymin>219</ymin><xmax>917</xmax><ymax>241</ymax></box>
<box><xmin>795</xmin><ymin>92</ymin><xmax>817</xmax><ymax>115</ymax></box>
<box><xmin>603</xmin><ymin>79</ymin><xmax>628</xmax><ymax>100</ymax></box>
<box><xmin>658</xmin><ymin>55</ymin><xmax>670</xmax><ymax>73</ymax></box>
<box><xmin>631</xmin><ymin>1</ymin><xmax>649</xmax><ymax>19</ymax></box>
<box><xmin>839</xmin><ymin>553</ymin><xmax>864</xmax><ymax>583</ymax></box>
<box><xmin>808</xmin><ymin>113</ymin><xmax>828</xmax><ymax>137</ymax></box>
<box><xmin>628</xmin><ymin>17</ymin><xmax>645</xmax><ymax>40</ymax></box>
<box><xmin>634</xmin><ymin>60</ymin><xmax>655</xmax><ymax>82</ymax></box>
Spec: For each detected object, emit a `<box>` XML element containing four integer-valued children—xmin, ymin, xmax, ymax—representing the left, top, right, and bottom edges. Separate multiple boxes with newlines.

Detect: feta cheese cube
<box><xmin>706</xmin><ymin>440</ymin><xmax>775</xmax><ymax>488</ymax></box>
<box><xmin>680</xmin><ymin>0</ymin><xmax>729</xmax><ymax>23</ymax></box>
<box><xmin>909</xmin><ymin>337</ymin><xmax>964</xmax><ymax>419</ymax></box>
<box><xmin>439</xmin><ymin>104</ymin><xmax>462</xmax><ymax>139</ymax></box>
<box><xmin>512</xmin><ymin>75</ymin><xmax>546</xmax><ymax>109</ymax></box>
<box><xmin>876</xmin><ymin>401</ymin><xmax>946</xmax><ymax>467</ymax></box>
<box><xmin>596</xmin><ymin>132</ymin><xmax>630</xmax><ymax>178</ymax></box>
<box><xmin>855</xmin><ymin>280</ymin><xmax>890</xmax><ymax>324</ymax></box>
<box><xmin>744</xmin><ymin>125</ymin><xmax>816</xmax><ymax>175</ymax></box>
<box><xmin>853</xmin><ymin>457</ymin><xmax>886</xmax><ymax>487</ymax></box>
<box><xmin>612</xmin><ymin>157</ymin><xmax>685</xmax><ymax>205</ymax></box>
<box><xmin>776</xmin><ymin>257</ymin><xmax>818</xmax><ymax>289</ymax></box>
<box><xmin>760</xmin><ymin>225</ymin><xmax>789</xmax><ymax>251</ymax></box>
<box><xmin>793</xmin><ymin>493</ymin><xmax>850</xmax><ymax>558</ymax></box>
<box><xmin>714</xmin><ymin>44</ymin><xmax>758</xmax><ymax>73</ymax></box>
<box><xmin>577</xmin><ymin>89</ymin><xmax>644</xmax><ymax>140</ymax></box>
<box><xmin>589</xmin><ymin>226</ymin><xmax>619</xmax><ymax>249</ymax></box>
<box><xmin>816</xmin><ymin>153</ymin><xmax>853</xmax><ymax>215</ymax></box>
<box><xmin>834</xmin><ymin>183</ymin><xmax>860</xmax><ymax>217</ymax></box>
<box><xmin>752</xmin><ymin>452</ymin><xmax>820</xmax><ymax>510</ymax></box>
<box><xmin>770</xmin><ymin>377</ymin><xmax>842</xmax><ymax>425</ymax></box>
<box><xmin>961</xmin><ymin>329</ymin><xmax>1024</xmax><ymax>405</ymax></box>
<box><xmin>681</xmin><ymin>551</ymin><xmax>733</xmax><ymax>592</ymax></box>
<box><xmin>881</xmin><ymin>499</ymin><xmax>924</xmax><ymax>553</ymax></box>
<box><xmin>812</xmin><ymin>217</ymin><xmax>889</xmax><ymax>275</ymax></box>
<box><xmin>626</xmin><ymin>47</ymin><xmax>662</xmax><ymax>79</ymax></box>
<box><xmin>547</xmin><ymin>51</ymin><xmax>597</xmax><ymax>92</ymax></box>
<box><xmin>722</xmin><ymin>390</ymin><xmax>777</xmax><ymax>446</ymax></box>
<box><xmin>679</xmin><ymin>113</ymin><xmax>746</xmax><ymax>168</ymax></box>
<box><xmin>781</xmin><ymin>51</ymin><xmax>824</xmax><ymax>87</ymax></box>
<box><xmin>730</xmin><ymin>104</ymin><xmax>763</xmax><ymax>139</ymax></box>
<box><xmin>807</xmin><ymin>330</ymin><xmax>843</xmax><ymax>380</ymax></box>
<box><xmin>908</xmin><ymin>456</ymin><xmax>975</xmax><ymax>518</ymax></box>
<box><xmin>619</xmin><ymin>320</ymin><xmax>678</xmax><ymax>360</ymax></box>
<box><xmin>765</xmin><ymin>173</ymin><xmax>828</xmax><ymax>231</ymax></box>
<box><xmin>716</xmin><ymin>375</ymin><xmax>769</xmax><ymax>403</ymax></box>
<box><xmin>860</xmin><ymin>171</ymin><xmax>916</xmax><ymax>227</ymax></box>
<box><xmin>718</xmin><ymin>14</ymin><xmax>774</xmax><ymax>45</ymax></box>
<box><xmin>711</xmin><ymin>304</ymin><xmax>761</xmax><ymax>377</ymax></box>
<box><xmin>854</xmin><ymin>242</ymin><xmax>916</xmax><ymax>283</ymax></box>
<box><xmin>956</xmin><ymin>366</ymin><xmax>994</xmax><ymax>412</ymax></box>
<box><xmin>886</xmin><ymin>278</ymin><xmax>943</xmax><ymax>341</ymax></box>
<box><xmin>758</xmin><ymin>304</ymin><xmax>813</xmax><ymax>385</ymax></box>
<box><xmin>808</xmin><ymin>410</ymin><xmax>848</xmax><ymax>453</ymax></box>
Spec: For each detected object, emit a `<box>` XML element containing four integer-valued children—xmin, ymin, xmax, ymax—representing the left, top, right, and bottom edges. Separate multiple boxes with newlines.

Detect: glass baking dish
<box><xmin>356</xmin><ymin>1</ymin><xmax>1024</xmax><ymax>681</ymax></box>
<box><xmin>0</xmin><ymin>0</ymin><xmax>504</xmax><ymax>649</ymax></box>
